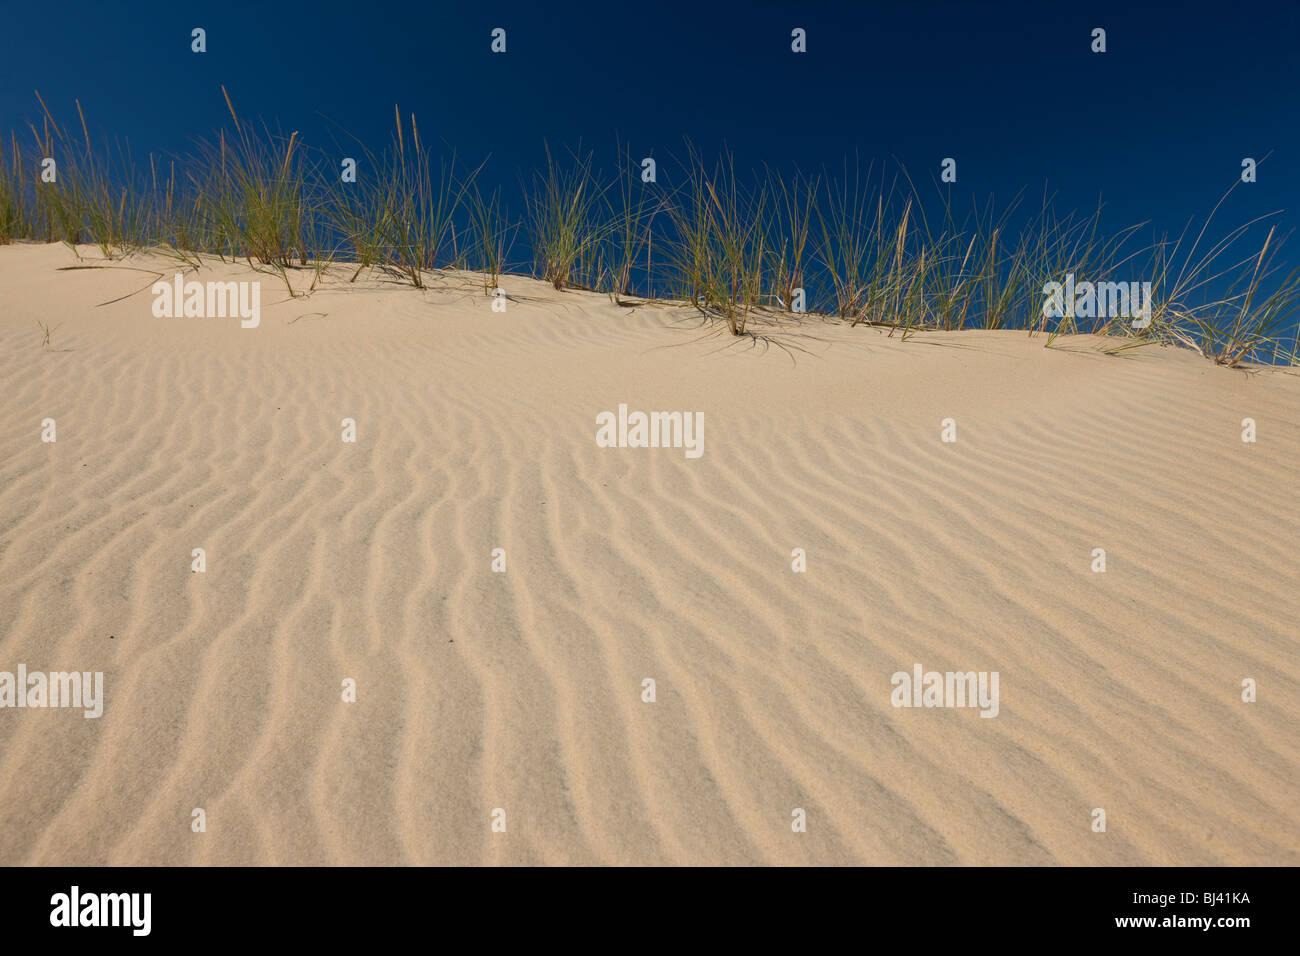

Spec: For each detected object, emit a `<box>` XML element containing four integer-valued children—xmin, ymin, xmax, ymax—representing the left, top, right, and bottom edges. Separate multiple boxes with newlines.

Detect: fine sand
<box><xmin>0</xmin><ymin>243</ymin><xmax>1296</xmax><ymax>866</ymax></box>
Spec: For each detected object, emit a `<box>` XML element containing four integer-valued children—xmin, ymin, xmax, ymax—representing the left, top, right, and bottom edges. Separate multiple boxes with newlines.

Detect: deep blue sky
<box><xmin>3</xmin><ymin>0</ymin><xmax>1298</xmax><ymax>260</ymax></box>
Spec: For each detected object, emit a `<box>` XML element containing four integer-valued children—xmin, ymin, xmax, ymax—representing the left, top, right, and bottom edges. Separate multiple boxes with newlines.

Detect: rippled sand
<box><xmin>1</xmin><ymin>244</ymin><xmax>1296</xmax><ymax>865</ymax></box>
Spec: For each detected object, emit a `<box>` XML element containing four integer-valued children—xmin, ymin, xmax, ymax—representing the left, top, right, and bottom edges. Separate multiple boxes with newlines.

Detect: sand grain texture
<box><xmin>1</xmin><ymin>244</ymin><xmax>1297</xmax><ymax>865</ymax></box>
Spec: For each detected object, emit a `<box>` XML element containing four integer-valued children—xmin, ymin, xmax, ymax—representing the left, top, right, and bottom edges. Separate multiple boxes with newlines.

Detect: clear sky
<box><xmin>3</xmin><ymin>0</ymin><xmax>1297</xmax><ymax>268</ymax></box>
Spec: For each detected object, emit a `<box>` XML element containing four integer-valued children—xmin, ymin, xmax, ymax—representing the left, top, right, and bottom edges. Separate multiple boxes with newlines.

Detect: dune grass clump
<box><xmin>191</xmin><ymin>88</ymin><xmax>316</xmax><ymax>280</ymax></box>
<box><xmin>814</xmin><ymin>161</ymin><xmax>890</xmax><ymax>324</ymax></box>
<box><xmin>350</xmin><ymin>107</ymin><xmax>479</xmax><ymax>289</ymax></box>
<box><xmin>1</xmin><ymin>91</ymin><xmax>1298</xmax><ymax>367</ymax></box>
<box><xmin>762</xmin><ymin>165</ymin><xmax>818</xmax><ymax>314</ymax></box>
<box><xmin>0</xmin><ymin>131</ymin><xmax>37</xmax><ymax>242</ymax></box>
<box><xmin>466</xmin><ymin>181</ymin><xmax>516</xmax><ymax>295</ymax></box>
<box><xmin>21</xmin><ymin>94</ymin><xmax>136</xmax><ymax>252</ymax></box>
<box><xmin>524</xmin><ymin>145</ymin><xmax>611</xmax><ymax>291</ymax></box>
<box><xmin>663</xmin><ymin>146</ymin><xmax>770</xmax><ymax>334</ymax></box>
<box><xmin>603</xmin><ymin>142</ymin><xmax>661</xmax><ymax>306</ymax></box>
<box><xmin>320</xmin><ymin>105</ymin><xmax>483</xmax><ymax>290</ymax></box>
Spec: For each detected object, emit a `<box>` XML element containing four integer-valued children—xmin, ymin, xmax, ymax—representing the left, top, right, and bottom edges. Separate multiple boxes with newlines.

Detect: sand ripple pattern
<box><xmin>0</xmin><ymin>246</ymin><xmax>1297</xmax><ymax>865</ymax></box>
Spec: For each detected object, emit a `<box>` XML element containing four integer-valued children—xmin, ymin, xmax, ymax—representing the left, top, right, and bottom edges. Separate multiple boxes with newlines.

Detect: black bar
<box><xmin>0</xmin><ymin>866</ymin><xmax>1281</xmax><ymax>943</ymax></box>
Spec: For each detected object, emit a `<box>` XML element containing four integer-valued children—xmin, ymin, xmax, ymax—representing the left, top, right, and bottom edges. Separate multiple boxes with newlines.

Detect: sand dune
<box><xmin>0</xmin><ymin>243</ymin><xmax>1296</xmax><ymax>865</ymax></box>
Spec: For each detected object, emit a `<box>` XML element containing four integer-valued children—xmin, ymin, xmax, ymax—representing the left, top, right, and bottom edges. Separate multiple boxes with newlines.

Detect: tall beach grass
<box><xmin>3</xmin><ymin>93</ymin><xmax>1298</xmax><ymax>367</ymax></box>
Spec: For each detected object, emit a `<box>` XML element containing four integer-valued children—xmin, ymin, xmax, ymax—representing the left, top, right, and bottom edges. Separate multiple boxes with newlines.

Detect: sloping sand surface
<box><xmin>1</xmin><ymin>243</ymin><xmax>1296</xmax><ymax>865</ymax></box>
